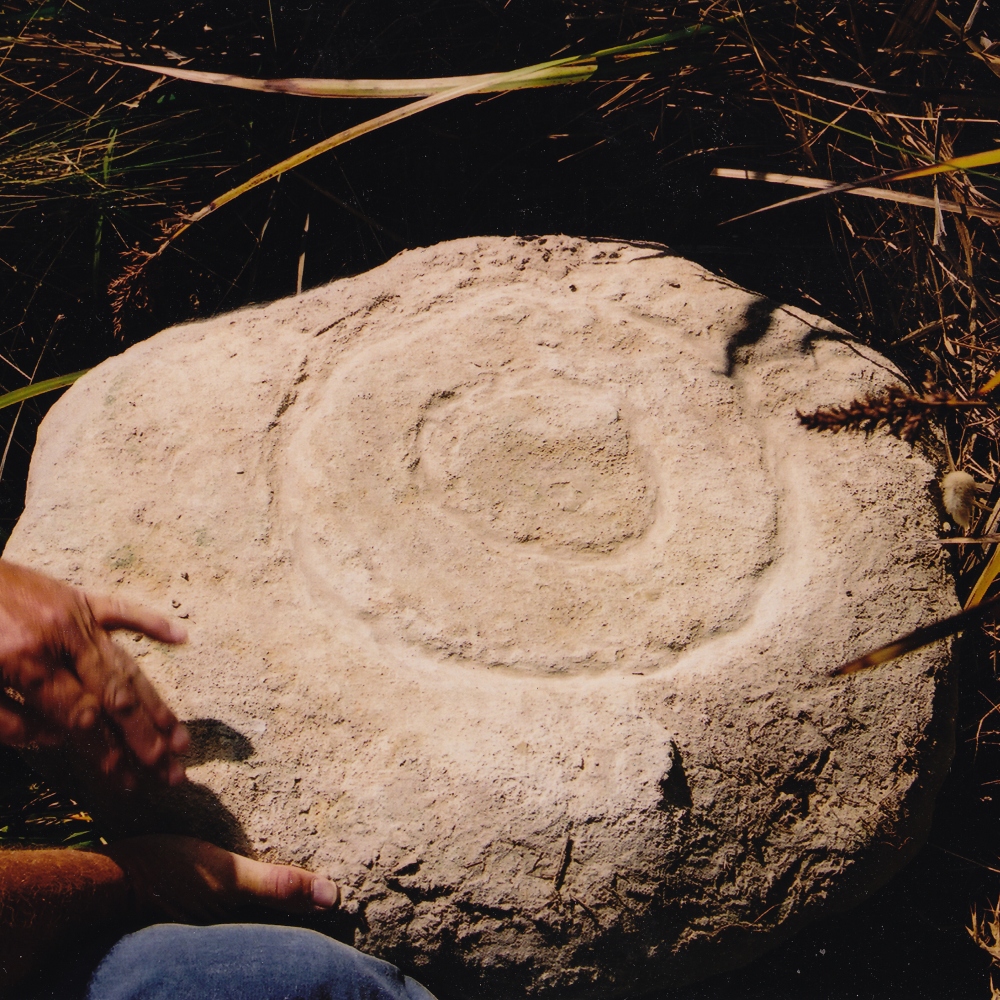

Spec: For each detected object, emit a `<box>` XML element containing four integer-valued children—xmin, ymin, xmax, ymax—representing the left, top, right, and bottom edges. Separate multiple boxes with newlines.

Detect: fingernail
<box><xmin>76</xmin><ymin>708</ymin><xmax>96</xmax><ymax>731</ymax></box>
<box><xmin>311</xmin><ymin>878</ymin><xmax>338</xmax><ymax>909</ymax></box>
<box><xmin>168</xmin><ymin>759</ymin><xmax>187</xmax><ymax>786</ymax></box>
<box><xmin>135</xmin><ymin>735</ymin><xmax>164</xmax><ymax>768</ymax></box>
<box><xmin>169</xmin><ymin>623</ymin><xmax>188</xmax><ymax>643</ymax></box>
<box><xmin>170</xmin><ymin>724</ymin><xmax>190</xmax><ymax>754</ymax></box>
<box><xmin>113</xmin><ymin>687</ymin><xmax>135</xmax><ymax>711</ymax></box>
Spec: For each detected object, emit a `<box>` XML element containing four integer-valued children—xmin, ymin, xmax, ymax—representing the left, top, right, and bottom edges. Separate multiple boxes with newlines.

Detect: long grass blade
<box><xmin>713</xmin><ymin>167</ymin><xmax>1000</xmax><ymax>220</ymax></box>
<box><xmin>936</xmin><ymin>535</ymin><xmax>1000</xmax><ymax>544</ymax></box>
<box><xmin>114</xmin><ymin>63</ymin><xmax>595</xmax><ymax>99</ymax></box>
<box><xmin>893</xmin><ymin>146</ymin><xmax>1000</xmax><ymax>181</ymax></box>
<box><xmin>834</xmin><ymin>591</ymin><xmax>1000</xmax><ymax>675</ymax></box>
<box><xmin>977</xmin><ymin>368</ymin><xmax>1000</xmax><ymax>395</ymax></box>
<box><xmin>138</xmin><ymin>63</ymin><xmax>588</xmax><ymax>263</ymax></box>
<box><xmin>112</xmin><ymin>21</ymin><xmax>721</xmax><ymax>100</ymax></box>
<box><xmin>966</xmin><ymin>546</ymin><xmax>1000</xmax><ymax>609</ymax></box>
<box><xmin>0</xmin><ymin>370</ymin><xmax>87</xmax><ymax>410</ymax></box>
<box><xmin>112</xmin><ymin>20</ymin><xmax>724</xmax><ymax>299</ymax></box>
<box><xmin>718</xmin><ymin>100</ymin><xmax>1000</xmax><ymax>224</ymax></box>
<box><xmin>721</xmin><ymin>162</ymin><xmax>1000</xmax><ymax>223</ymax></box>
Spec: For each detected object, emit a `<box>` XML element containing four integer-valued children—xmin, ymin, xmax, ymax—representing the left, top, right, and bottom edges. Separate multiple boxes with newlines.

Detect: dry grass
<box><xmin>971</xmin><ymin>901</ymin><xmax>1000</xmax><ymax>999</ymax></box>
<box><xmin>0</xmin><ymin>27</ymin><xmax>199</xmax><ymax>213</ymax></box>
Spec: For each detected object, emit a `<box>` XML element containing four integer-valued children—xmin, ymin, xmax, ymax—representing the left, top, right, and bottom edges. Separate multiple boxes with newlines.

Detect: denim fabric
<box><xmin>85</xmin><ymin>923</ymin><xmax>437</xmax><ymax>1000</ymax></box>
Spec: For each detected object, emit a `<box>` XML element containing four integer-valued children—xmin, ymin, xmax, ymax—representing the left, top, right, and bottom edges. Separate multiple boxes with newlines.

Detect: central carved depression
<box><xmin>286</xmin><ymin>296</ymin><xmax>777</xmax><ymax>674</ymax></box>
<box><xmin>414</xmin><ymin>379</ymin><xmax>653</xmax><ymax>553</ymax></box>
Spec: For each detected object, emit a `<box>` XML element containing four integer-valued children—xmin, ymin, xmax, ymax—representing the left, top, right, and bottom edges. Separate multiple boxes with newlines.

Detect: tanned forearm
<box><xmin>0</xmin><ymin>848</ymin><xmax>133</xmax><ymax>991</ymax></box>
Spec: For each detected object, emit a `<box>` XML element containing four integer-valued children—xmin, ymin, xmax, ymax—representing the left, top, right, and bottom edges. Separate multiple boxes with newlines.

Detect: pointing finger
<box><xmin>87</xmin><ymin>593</ymin><xmax>188</xmax><ymax>645</ymax></box>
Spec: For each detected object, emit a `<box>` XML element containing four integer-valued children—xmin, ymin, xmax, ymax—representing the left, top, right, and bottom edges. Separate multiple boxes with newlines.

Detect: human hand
<box><xmin>104</xmin><ymin>834</ymin><xmax>340</xmax><ymax>922</ymax></box>
<box><xmin>0</xmin><ymin>560</ymin><xmax>189</xmax><ymax>785</ymax></box>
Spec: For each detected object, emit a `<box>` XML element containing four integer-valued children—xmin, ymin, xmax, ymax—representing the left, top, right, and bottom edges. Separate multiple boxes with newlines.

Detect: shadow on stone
<box><xmin>182</xmin><ymin>718</ymin><xmax>256</xmax><ymax>766</ymax></box>
<box><xmin>26</xmin><ymin>740</ymin><xmax>255</xmax><ymax>858</ymax></box>
<box><xmin>120</xmin><ymin>780</ymin><xmax>255</xmax><ymax>857</ymax></box>
<box><xmin>658</xmin><ymin>747</ymin><xmax>693</xmax><ymax>810</ymax></box>
<box><xmin>724</xmin><ymin>296</ymin><xmax>778</xmax><ymax>377</ymax></box>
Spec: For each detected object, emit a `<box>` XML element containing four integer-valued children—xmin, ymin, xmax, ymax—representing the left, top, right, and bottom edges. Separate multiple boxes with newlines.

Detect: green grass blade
<box><xmin>113</xmin><ymin>18</ymin><xmax>723</xmax><ymax>298</ymax></box>
<box><xmin>162</xmin><ymin>63</ymin><xmax>592</xmax><ymax>251</ymax></box>
<box><xmin>0</xmin><ymin>370</ymin><xmax>88</xmax><ymax>410</ymax></box>
<box><xmin>588</xmin><ymin>19</ymin><xmax>727</xmax><ymax>58</ymax></box>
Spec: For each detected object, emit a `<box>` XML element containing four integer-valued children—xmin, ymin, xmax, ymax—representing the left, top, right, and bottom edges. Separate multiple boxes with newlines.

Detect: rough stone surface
<box><xmin>6</xmin><ymin>236</ymin><xmax>958</xmax><ymax>998</ymax></box>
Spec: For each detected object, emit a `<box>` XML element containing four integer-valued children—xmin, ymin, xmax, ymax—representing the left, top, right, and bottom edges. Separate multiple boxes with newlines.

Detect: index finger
<box><xmin>87</xmin><ymin>593</ymin><xmax>188</xmax><ymax>645</ymax></box>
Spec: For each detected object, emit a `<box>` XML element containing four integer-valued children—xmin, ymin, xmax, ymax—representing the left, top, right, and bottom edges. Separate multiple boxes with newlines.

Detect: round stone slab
<box><xmin>6</xmin><ymin>237</ymin><xmax>957</xmax><ymax>997</ymax></box>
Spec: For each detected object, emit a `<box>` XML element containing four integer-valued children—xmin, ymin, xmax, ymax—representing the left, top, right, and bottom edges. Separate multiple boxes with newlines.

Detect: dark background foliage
<box><xmin>3</xmin><ymin>1</ymin><xmax>1000</xmax><ymax>996</ymax></box>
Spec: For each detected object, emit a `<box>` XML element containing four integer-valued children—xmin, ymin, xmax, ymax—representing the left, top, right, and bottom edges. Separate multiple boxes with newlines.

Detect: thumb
<box><xmin>230</xmin><ymin>854</ymin><xmax>340</xmax><ymax>913</ymax></box>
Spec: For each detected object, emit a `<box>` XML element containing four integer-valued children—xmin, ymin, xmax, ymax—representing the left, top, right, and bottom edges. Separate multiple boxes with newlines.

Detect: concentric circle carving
<box><xmin>286</xmin><ymin>294</ymin><xmax>776</xmax><ymax>674</ymax></box>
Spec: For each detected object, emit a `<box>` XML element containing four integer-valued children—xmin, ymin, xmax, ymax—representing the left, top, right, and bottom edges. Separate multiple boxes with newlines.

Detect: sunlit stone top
<box><xmin>7</xmin><ymin>236</ymin><xmax>957</xmax><ymax>999</ymax></box>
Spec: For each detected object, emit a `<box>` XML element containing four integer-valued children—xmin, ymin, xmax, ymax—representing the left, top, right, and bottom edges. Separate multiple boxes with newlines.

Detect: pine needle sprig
<box><xmin>797</xmin><ymin>386</ymin><xmax>987</xmax><ymax>443</ymax></box>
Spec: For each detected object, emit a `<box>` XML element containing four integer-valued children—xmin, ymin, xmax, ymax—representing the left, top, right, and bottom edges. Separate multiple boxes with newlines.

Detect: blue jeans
<box><xmin>85</xmin><ymin>924</ymin><xmax>437</xmax><ymax>1000</ymax></box>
